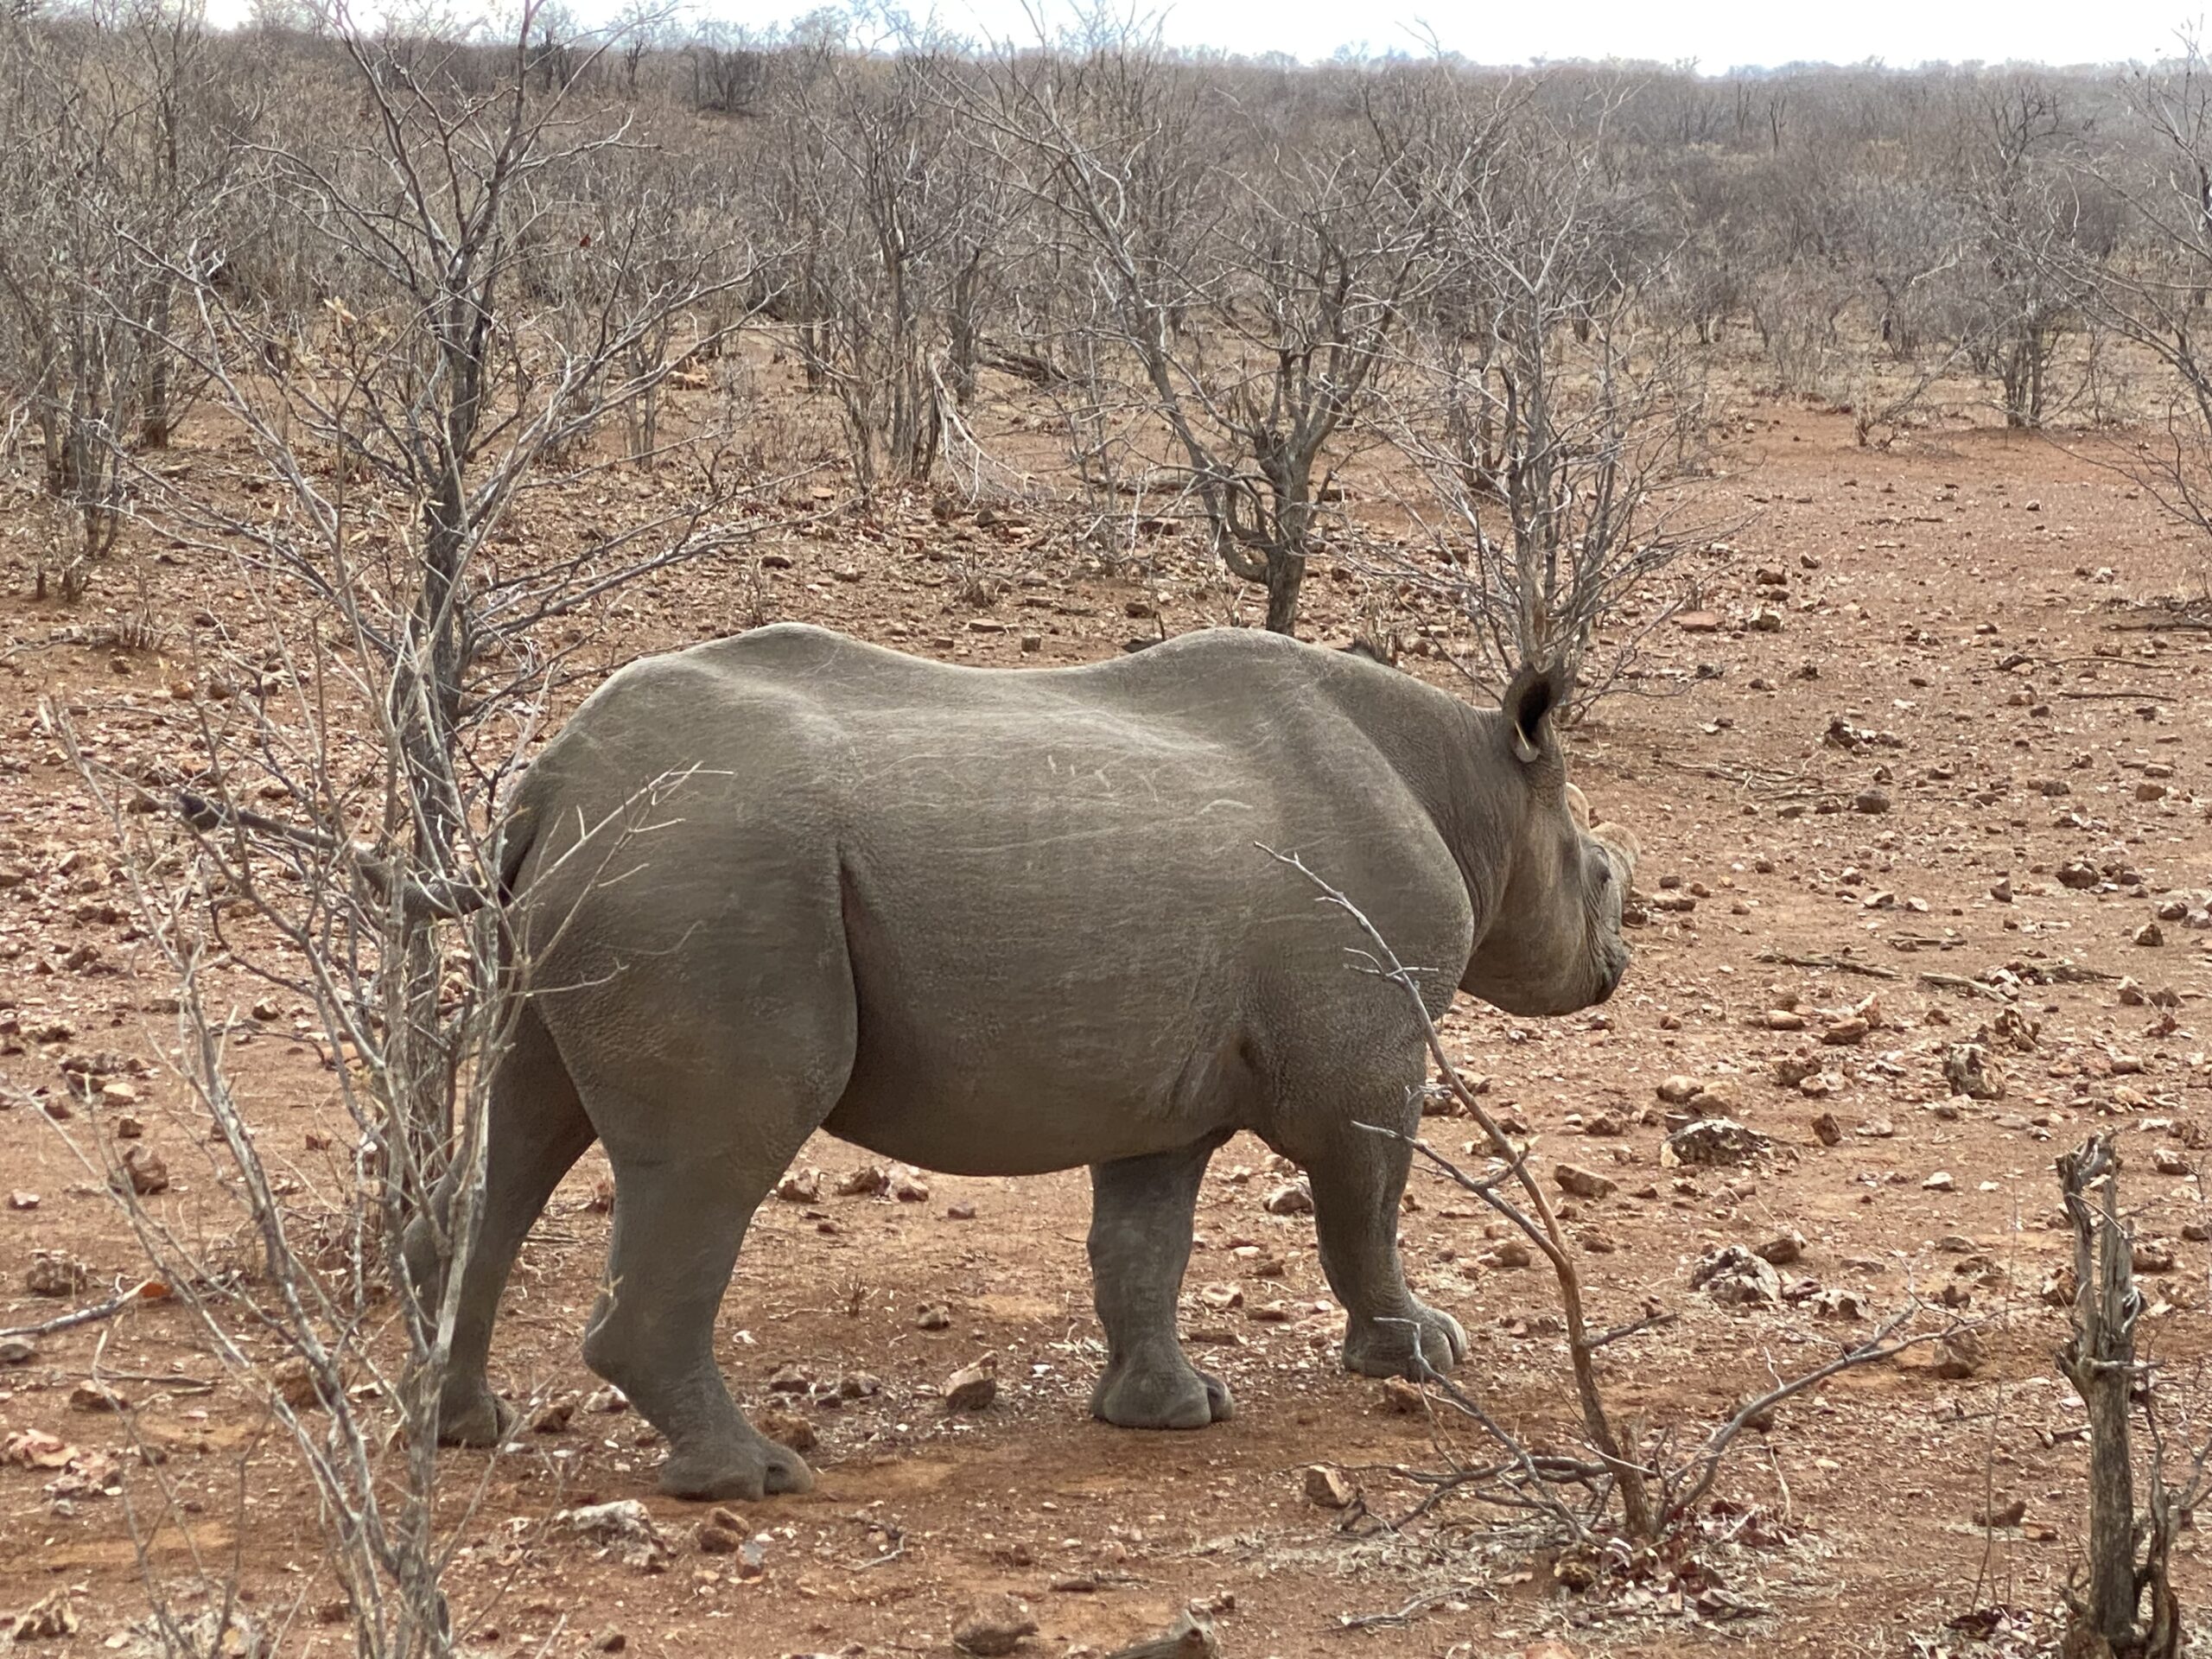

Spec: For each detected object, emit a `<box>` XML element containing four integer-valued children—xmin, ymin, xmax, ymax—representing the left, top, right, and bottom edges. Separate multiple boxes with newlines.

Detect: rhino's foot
<box><xmin>1092</xmin><ymin>1351</ymin><xmax>1235</xmax><ymax>1430</ymax></box>
<box><xmin>1343</xmin><ymin>1302</ymin><xmax>1468</xmax><ymax>1380</ymax></box>
<box><xmin>658</xmin><ymin>1433</ymin><xmax>816</xmax><ymax>1503</ymax></box>
<box><xmin>435</xmin><ymin>1385</ymin><xmax>515</xmax><ymax>1449</ymax></box>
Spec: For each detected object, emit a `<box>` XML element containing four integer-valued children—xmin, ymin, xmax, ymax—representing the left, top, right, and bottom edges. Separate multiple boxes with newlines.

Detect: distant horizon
<box><xmin>194</xmin><ymin>0</ymin><xmax>2207</xmax><ymax>74</ymax></box>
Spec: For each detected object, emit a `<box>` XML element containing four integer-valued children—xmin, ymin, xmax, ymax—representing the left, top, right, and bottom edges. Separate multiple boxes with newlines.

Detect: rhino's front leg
<box><xmin>1087</xmin><ymin>1135</ymin><xmax>1236</xmax><ymax>1430</ymax></box>
<box><xmin>1308</xmin><ymin>1127</ymin><xmax>1467</xmax><ymax>1380</ymax></box>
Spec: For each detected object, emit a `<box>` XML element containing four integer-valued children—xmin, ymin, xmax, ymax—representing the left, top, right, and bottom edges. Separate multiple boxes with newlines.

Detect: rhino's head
<box><xmin>1458</xmin><ymin>665</ymin><xmax>1637</xmax><ymax>1017</ymax></box>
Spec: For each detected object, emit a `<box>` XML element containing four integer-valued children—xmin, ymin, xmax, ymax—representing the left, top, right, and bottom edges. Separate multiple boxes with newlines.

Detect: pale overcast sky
<box><xmin>694</xmin><ymin>0</ymin><xmax>2202</xmax><ymax>69</ymax></box>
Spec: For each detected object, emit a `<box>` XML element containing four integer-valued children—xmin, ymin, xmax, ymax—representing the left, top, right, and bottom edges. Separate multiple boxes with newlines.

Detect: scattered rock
<box><xmin>944</xmin><ymin>1360</ymin><xmax>998</xmax><ymax>1412</ymax></box>
<box><xmin>1663</xmin><ymin>1117</ymin><xmax>1767</xmax><ymax>1167</ymax></box>
<box><xmin>953</xmin><ymin>1599</ymin><xmax>1039</xmax><ymax>1656</ymax></box>
<box><xmin>530</xmin><ymin>1397</ymin><xmax>575</xmax><ymax>1434</ymax></box>
<box><xmin>1973</xmin><ymin>1497</ymin><xmax>2026</xmax><ymax>1529</ymax></box>
<box><xmin>1811</xmin><ymin>1113</ymin><xmax>1842</xmax><ymax>1147</ymax></box>
<box><xmin>1303</xmin><ymin>1464</ymin><xmax>1357</xmax><ymax>1509</ymax></box>
<box><xmin>1656</xmin><ymin>1074</ymin><xmax>1700</xmax><ymax>1104</ymax></box>
<box><xmin>24</xmin><ymin>1251</ymin><xmax>87</xmax><ymax>1298</ymax></box>
<box><xmin>696</xmin><ymin>1506</ymin><xmax>748</xmax><ymax>1554</ymax></box>
<box><xmin>2135</xmin><ymin>922</ymin><xmax>2166</xmax><ymax>948</ymax></box>
<box><xmin>121</xmin><ymin>1144</ymin><xmax>169</xmax><ymax>1196</ymax></box>
<box><xmin>756</xmin><ymin>1405</ymin><xmax>819</xmax><ymax>1454</ymax></box>
<box><xmin>69</xmin><ymin>1382</ymin><xmax>126</xmax><ymax>1413</ymax></box>
<box><xmin>891</xmin><ymin>1169</ymin><xmax>931</xmax><ymax>1203</ymax></box>
<box><xmin>772</xmin><ymin>1167</ymin><xmax>823</xmax><ymax>1203</ymax></box>
<box><xmin>0</xmin><ymin>1338</ymin><xmax>35</xmax><ymax>1366</ymax></box>
<box><xmin>916</xmin><ymin>1302</ymin><xmax>953</xmax><ymax>1331</ymax></box>
<box><xmin>1689</xmin><ymin>1245</ymin><xmax>1782</xmax><ymax>1307</ymax></box>
<box><xmin>8</xmin><ymin>1592</ymin><xmax>78</xmax><ymax>1642</ymax></box>
<box><xmin>560</xmin><ymin>1500</ymin><xmax>669</xmax><ymax>1571</ymax></box>
<box><xmin>2133</xmin><ymin>1238</ymin><xmax>2177</xmax><ymax>1275</ymax></box>
<box><xmin>1933</xmin><ymin>1331</ymin><xmax>1983</xmax><ymax>1380</ymax></box>
<box><xmin>1923</xmin><ymin>1171</ymin><xmax>1955</xmax><ymax>1192</ymax></box>
<box><xmin>1262</xmin><ymin>1179</ymin><xmax>1313</xmax><ymax>1216</ymax></box>
<box><xmin>1943</xmin><ymin>1043</ymin><xmax>2005</xmax><ymax>1101</ymax></box>
<box><xmin>835</xmin><ymin>1165</ymin><xmax>891</xmax><ymax>1198</ymax></box>
<box><xmin>1553</xmin><ymin>1163</ymin><xmax>1615</xmax><ymax>1200</ymax></box>
<box><xmin>1853</xmin><ymin>789</ymin><xmax>1891</xmax><ymax>815</ymax></box>
<box><xmin>1755</xmin><ymin>1231</ymin><xmax>1805</xmax><ymax>1267</ymax></box>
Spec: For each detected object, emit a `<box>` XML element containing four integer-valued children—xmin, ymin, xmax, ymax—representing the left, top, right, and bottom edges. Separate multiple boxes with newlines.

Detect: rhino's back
<box><xmin>511</xmin><ymin>625</ymin><xmax>1475</xmax><ymax>1172</ymax></box>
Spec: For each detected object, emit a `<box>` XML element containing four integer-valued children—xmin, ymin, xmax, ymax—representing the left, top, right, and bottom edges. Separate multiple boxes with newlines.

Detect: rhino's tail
<box><xmin>495</xmin><ymin>799</ymin><xmax>537</xmax><ymax>907</ymax></box>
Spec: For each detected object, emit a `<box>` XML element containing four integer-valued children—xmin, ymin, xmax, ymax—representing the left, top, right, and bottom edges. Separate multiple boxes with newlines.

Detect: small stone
<box><xmin>1379</xmin><ymin>1377</ymin><xmax>1426</xmax><ymax>1414</ymax></box>
<box><xmin>1689</xmin><ymin>1245</ymin><xmax>1782</xmax><ymax>1306</ymax></box>
<box><xmin>772</xmin><ymin>1168</ymin><xmax>821</xmax><ymax>1202</ymax></box>
<box><xmin>696</xmin><ymin>1506</ymin><xmax>747</xmax><ymax>1554</ymax></box>
<box><xmin>530</xmin><ymin>1397</ymin><xmax>575</xmax><ymax>1434</ymax></box>
<box><xmin>1973</xmin><ymin>1497</ymin><xmax>2027</xmax><ymax>1529</ymax></box>
<box><xmin>1991</xmin><ymin>877</ymin><xmax>2014</xmax><ymax>904</ymax></box>
<box><xmin>1662</xmin><ymin>1117</ymin><xmax>1768</xmax><ymax>1167</ymax></box>
<box><xmin>946</xmin><ymin>1201</ymin><xmax>976</xmax><ymax>1220</ymax></box>
<box><xmin>593</xmin><ymin>1632</ymin><xmax>628</xmax><ymax>1654</ymax></box>
<box><xmin>122</xmin><ymin>1144</ymin><xmax>169</xmax><ymax>1196</ymax></box>
<box><xmin>1554</xmin><ymin>1164</ymin><xmax>1615</xmax><ymax>1200</ymax></box>
<box><xmin>1263</xmin><ymin>1179</ymin><xmax>1314</xmax><ymax>1216</ymax></box>
<box><xmin>1923</xmin><ymin>1171</ymin><xmax>1955</xmax><ymax>1192</ymax></box>
<box><xmin>70</xmin><ymin>1381</ymin><xmax>127</xmax><ymax>1413</ymax></box>
<box><xmin>1811</xmin><ymin>1113</ymin><xmax>1842</xmax><ymax>1147</ymax></box>
<box><xmin>2135</xmin><ymin>922</ymin><xmax>2166</xmax><ymax>948</ymax></box>
<box><xmin>1944</xmin><ymin>1043</ymin><xmax>2005</xmax><ymax>1101</ymax></box>
<box><xmin>915</xmin><ymin>1303</ymin><xmax>953</xmax><ymax>1331</ymax></box>
<box><xmin>0</xmin><ymin>1337</ymin><xmax>35</xmax><ymax>1365</ymax></box>
<box><xmin>2154</xmin><ymin>1147</ymin><xmax>2192</xmax><ymax>1177</ymax></box>
<box><xmin>1483</xmin><ymin>1238</ymin><xmax>1533</xmax><ymax>1270</ymax></box>
<box><xmin>273</xmin><ymin>1357</ymin><xmax>325</xmax><ymax>1410</ymax></box>
<box><xmin>944</xmin><ymin>1360</ymin><xmax>998</xmax><ymax>1412</ymax></box>
<box><xmin>24</xmin><ymin>1251</ymin><xmax>88</xmax><ymax>1298</ymax></box>
<box><xmin>835</xmin><ymin>1164</ymin><xmax>890</xmax><ymax>1198</ymax></box>
<box><xmin>1822</xmin><ymin>1017</ymin><xmax>1870</xmax><ymax>1046</ymax></box>
<box><xmin>1755</xmin><ymin>1231</ymin><xmax>1805</xmax><ymax>1267</ymax></box>
<box><xmin>890</xmin><ymin>1170</ymin><xmax>930</xmax><ymax>1203</ymax></box>
<box><xmin>1933</xmin><ymin>1332</ymin><xmax>1983</xmax><ymax>1380</ymax></box>
<box><xmin>1303</xmin><ymin>1465</ymin><xmax>1357</xmax><ymax>1509</ymax></box>
<box><xmin>1853</xmin><ymin>789</ymin><xmax>1891</xmax><ymax>815</ymax></box>
<box><xmin>2118</xmin><ymin>978</ymin><xmax>2146</xmax><ymax>1007</ymax></box>
<box><xmin>1656</xmin><ymin>1074</ymin><xmax>1700</xmax><ymax>1103</ymax></box>
<box><xmin>2133</xmin><ymin>1238</ymin><xmax>2177</xmax><ymax>1274</ymax></box>
<box><xmin>756</xmin><ymin>1405</ymin><xmax>818</xmax><ymax>1454</ymax></box>
<box><xmin>952</xmin><ymin>1597</ymin><xmax>1038</xmax><ymax>1656</ymax></box>
<box><xmin>7</xmin><ymin>1192</ymin><xmax>38</xmax><ymax>1211</ymax></box>
<box><xmin>1857</xmin><ymin>1116</ymin><xmax>1896</xmax><ymax>1139</ymax></box>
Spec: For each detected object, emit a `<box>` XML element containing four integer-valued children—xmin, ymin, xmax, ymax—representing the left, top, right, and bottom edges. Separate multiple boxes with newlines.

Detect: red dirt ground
<box><xmin>3</xmin><ymin>397</ymin><xmax>2211</xmax><ymax>1659</ymax></box>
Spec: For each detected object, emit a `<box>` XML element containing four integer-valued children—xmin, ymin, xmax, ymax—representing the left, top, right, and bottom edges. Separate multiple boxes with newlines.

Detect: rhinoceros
<box><xmin>406</xmin><ymin>622</ymin><xmax>1637</xmax><ymax>1501</ymax></box>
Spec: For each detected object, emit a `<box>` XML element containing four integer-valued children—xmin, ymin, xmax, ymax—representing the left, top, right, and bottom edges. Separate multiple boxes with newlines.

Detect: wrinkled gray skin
<box><xmin>404</xmin><ymin>623</ymin><xmax>1637</xmax><ymax>1502</ymax></box>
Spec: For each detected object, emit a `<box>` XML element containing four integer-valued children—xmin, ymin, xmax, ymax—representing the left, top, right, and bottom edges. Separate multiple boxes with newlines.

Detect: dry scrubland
<box><xmin>3</xmin><ymin>9</ymin><xmax>2212</xmax><ymax>1659</ymax></box>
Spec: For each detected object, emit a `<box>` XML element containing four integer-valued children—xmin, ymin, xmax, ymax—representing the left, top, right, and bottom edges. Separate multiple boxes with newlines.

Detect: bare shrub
<box><xmin>1385</xmin><ymin>92</ymin><xmax>1719</xmax><ymax>709</ymax></box>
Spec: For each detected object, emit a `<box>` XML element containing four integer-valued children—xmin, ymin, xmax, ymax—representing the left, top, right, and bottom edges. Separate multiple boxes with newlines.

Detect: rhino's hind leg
<box><xmin>1306</xmin><ymin>1128</ymin><xmax>1468</xmax><ymax>1380</ymax></box>
<box><xmin>581</xmin><ymin>1150</ymin><xmax>817</xmax><ymax>1501</ymax></box>
<box><xmin>404</xmin><ymin>1000</ymin><xmax>595</xmax><ymax>1449</ymax></box>
<box><xmin>1087</xmin><ymin>1135</ymin><xmax>1235</xmax><ymax>1430</ymax></box>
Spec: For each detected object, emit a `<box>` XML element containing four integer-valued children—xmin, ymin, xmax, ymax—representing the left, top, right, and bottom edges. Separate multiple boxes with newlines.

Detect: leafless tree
<box><xmin>968</xmin><ymin>35</ymin><xmax>1448</xmax><ymax>632</ymax></box>
<box><xmin>35</xmin><ymin>2</ymin><xmax>770</xmax><ymax>1648</ymax></box>
<box><xmin>1384</xmin><ymin>92</ymin><xmax>1719</xmax><ymax>709</ymax></box>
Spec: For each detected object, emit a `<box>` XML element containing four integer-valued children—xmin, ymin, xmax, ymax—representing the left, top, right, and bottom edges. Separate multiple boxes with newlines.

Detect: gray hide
<box><xmin>405</xmin><ymin>623</ymin><xmax>1637</xmax><ymax>1501</ymax></box>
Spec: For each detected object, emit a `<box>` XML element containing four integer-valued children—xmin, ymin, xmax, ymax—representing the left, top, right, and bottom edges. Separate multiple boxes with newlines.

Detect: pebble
<box><xmin>1303</xmin><ymin>1465</ymin><xmax>1357</xmax><ymax>1508</ymax></box>
<box><xmin>944</xmin><ymin>1361</ymin><xmax>998</xmax><ymax>1412</ymax></box>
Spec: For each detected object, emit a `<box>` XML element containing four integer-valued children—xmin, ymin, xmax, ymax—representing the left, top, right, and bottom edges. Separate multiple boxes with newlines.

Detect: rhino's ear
<box><xmin>1503</xmin><ymin>662</ymin><xmax>1566</xmax><ymax>765</ymax></box>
